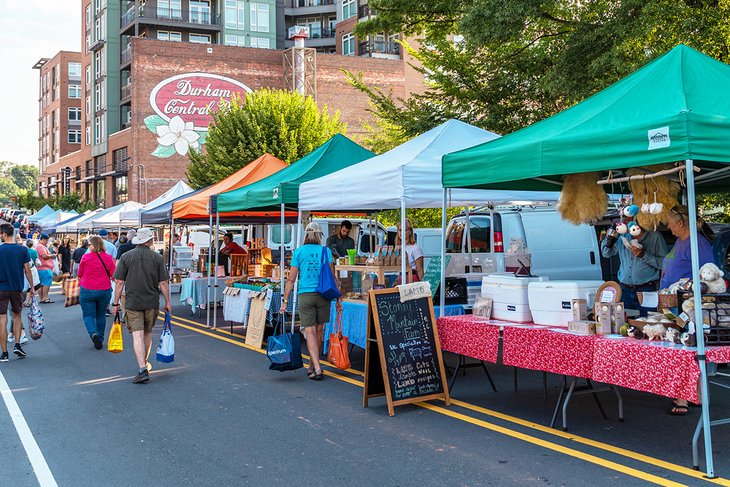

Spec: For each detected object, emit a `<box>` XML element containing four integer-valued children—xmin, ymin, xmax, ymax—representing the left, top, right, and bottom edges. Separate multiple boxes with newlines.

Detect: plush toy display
<box><xmin>623</xmin><ymin>205</ymin><xmax>639</xmax><ymax>218</ymax></box>
<box><xmin>627</xmin><ymin>325</ymin><xmax>645</xmax><ymax>339</ymax></box>
<box><xmin>665</xmin><ymin>327</ymin><xmax>681</xmax><ymax>344</ymax></box>
<box><xmin>643</xmin><ymin>323</ymin><xmax>667</xmax><ymax>341</ymax></box>
<box><xmin>680</xmin><ymin>332</ymin><xmax>696</xmax><ymax>347</ymax></box>
<box><xmin>626</xmin><ymin>166</ymin><xmax>680</xmax><ymax>230</ymax></box>
<box><xmin>699</xmin><ymin>263</ymin><xmax>727</xmax><ymax>294</ymax></box>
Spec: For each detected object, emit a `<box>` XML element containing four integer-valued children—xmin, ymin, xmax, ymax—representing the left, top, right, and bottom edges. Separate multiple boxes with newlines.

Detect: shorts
<box><xmin>297</xmin><ymin>293</ymin><xmax>331</xmax><ymax>328</ymax></box>
<box><xmin>125</xmin><ymin>308</ymin><xmax>159</xmax><ymax>333</ymax></box>
<box><xmin>38</xmin><ymin>270</ymin><xmax>53</xmax><ymax>287</ymax></box>
<box><xmin>0</xmin><ymin>291</ymin><xmax>23</xmax><ymax>315</ymax></box>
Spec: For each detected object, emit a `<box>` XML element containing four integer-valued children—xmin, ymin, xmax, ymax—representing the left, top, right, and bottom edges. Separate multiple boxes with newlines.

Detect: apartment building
<box><xmin>335</xmin><ymin>0</ymin><xmax>401</xmax><ymax>59</ymax></box>
<box><xmin>36</xmin><ymin>0</ymin><xmax>421</xmax><ymax>207</ymax></box>
<box><xmin>33</xmin><ymin>52</ymin><xmax>83</xmax><ymax>196</ymax></box>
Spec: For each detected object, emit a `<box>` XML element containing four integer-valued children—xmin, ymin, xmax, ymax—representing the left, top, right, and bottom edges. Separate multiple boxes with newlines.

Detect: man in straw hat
<box><xmin>112</xmin><ymin>228</ymin><xmax>171</xmax><ymax>384</ymax></box>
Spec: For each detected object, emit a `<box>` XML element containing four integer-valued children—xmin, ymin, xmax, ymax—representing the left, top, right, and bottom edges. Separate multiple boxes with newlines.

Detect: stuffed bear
<box><xmin>699</xmin><ymin>263</ymin><xmax>727</xmax><ymax>294</ymax></box>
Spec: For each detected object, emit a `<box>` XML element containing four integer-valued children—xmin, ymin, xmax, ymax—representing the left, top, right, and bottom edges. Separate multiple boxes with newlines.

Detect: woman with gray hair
<box><xmin>659</xmin><ymin>204</ymin><xmax>715</xmax><ymax>290</ymax></box>
<box><xmin>280</xmin><ymin>222</ymin><xmax>342</xmax><ymax>380</ymax></box>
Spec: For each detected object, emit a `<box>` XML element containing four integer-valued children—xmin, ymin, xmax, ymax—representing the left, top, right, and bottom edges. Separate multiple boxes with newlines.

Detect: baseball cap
<box><xmin>98</xmin><ymin>229</ymin><xmax>109</xmax><ymax>237</ymax></box>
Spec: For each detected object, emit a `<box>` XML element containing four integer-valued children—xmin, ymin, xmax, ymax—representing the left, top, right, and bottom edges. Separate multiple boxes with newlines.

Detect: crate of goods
<box><xmin>450</xmin><ymin>272</ymin><xmax>491</xmax><ymax>308</ymax></box>
<box><xmin>481</xmin><ymin>273</ymin><xmax>549</xmax><ymax>323</ymax></box>
<box><xmin>434</xmin><ymin>277</ymin><xmax>468</xmax><ymax>305</ymax></box>
<box><xmin>528</xmin><ymin>280</ymin><xmax>605</xmax><ymax>327</ymax></box>
<box><xmin>678</xmin><ymin>292</ymin><xmax>730</xmax><ymax>345</ymax></box>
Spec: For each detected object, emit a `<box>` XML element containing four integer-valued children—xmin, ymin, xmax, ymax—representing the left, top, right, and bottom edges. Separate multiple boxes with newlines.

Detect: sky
<box><xmin>0</xmin><ymin>0</ymin><xmax>80</xmax><ymax>166</ymax></box>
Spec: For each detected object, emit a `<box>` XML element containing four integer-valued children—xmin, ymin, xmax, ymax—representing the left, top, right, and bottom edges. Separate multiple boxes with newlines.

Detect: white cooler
<box><xmin>528</xmin><ymin>280</ymin><xmax>604</xmax><ymax>326</ymax></box>
<box><xmin>481</xmin><ymin>273</ymin><xmax>549</xmax><ymax>322</ymax></box>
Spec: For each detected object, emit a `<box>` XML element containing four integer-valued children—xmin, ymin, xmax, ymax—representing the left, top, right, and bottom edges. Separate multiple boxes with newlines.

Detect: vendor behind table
<box><xmin>325</xmin><ymin>220</ymin><xmax>355</xmax><ymax>259</ymax></box>
<box><xmin>600</xmin><ymin>225</ymin><xmax>667</xmax><ymax>316</ymax></box>
<box><xmin>218</xmin><ymin>233</ymin><xmax>247</xmax><ymax>276</ymax></box>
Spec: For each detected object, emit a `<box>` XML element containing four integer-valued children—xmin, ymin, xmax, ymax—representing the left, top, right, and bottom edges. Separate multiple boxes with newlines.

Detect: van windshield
<box><xmin>445</xmin><ymin>216</ymin><xmax>491</xmax><ymax>253</ymax></box>
<box><xmin>270</xmin><ymin>224</ymin><xmax>293</xmax><ymax>245</ymax></box>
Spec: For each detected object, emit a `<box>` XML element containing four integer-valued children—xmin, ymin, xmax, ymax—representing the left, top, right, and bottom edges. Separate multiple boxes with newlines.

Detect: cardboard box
<box><xmin>572</xmin><ymin>299</ymin><xmax>588</xmax><ymax>321</ymax></box>
<box><xmin>595</xmin><ymin>303</ymin><xmax>613</xmax><ymax>334</ymax></box>
<box><xmin>638</xmin><ymin>292</ymin><xmax>678</xmax><ymax>309</ymax></box>
<box><xmin>611</xmin><ymin>302</ymin><xmax>625</xmax><ymax>333</ymax></box>
<box><xmin>568</xmin><ymin>320</ymin><xmax>596</xmax><ymax>335</ymax></box>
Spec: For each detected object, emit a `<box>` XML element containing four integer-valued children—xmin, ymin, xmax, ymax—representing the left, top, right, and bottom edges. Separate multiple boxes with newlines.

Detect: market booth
<box><xmin>27</xmin><ymin>204</ymin><xmax>55</xmax><ymax>223</ymax></box>
<box><xmin>298</xmin><ymin>120</ymin><xmax>562</xmax><ymax>352</ymax></box>
<box><xmin>441</xmin><ymin>45</ymin><xmax>730</xmax><ymax>475</ymax></box>
<box><xmin>121</xmin><ymin>180</ymin><xmax>193</xmax><ymax>227</ymax></box>
<box><xmin>214</xmin><ymin>134</ymin><xmax>375</xmax><ymax>331</ymax></box>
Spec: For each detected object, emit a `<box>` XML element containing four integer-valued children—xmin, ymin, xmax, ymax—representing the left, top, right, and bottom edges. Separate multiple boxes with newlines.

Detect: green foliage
<box><xmin>353</xmin><ymin>0</ymin><xmax>730</xmax><ymax>136</ymax></box>
<box><xmin>698</xmin><ymin>194</ymin><xmax>730</xmax><ymax>224</ymax></box>
<box><xmin>187</xmin><ymin>89</ymin><xmax>346</xmax><ymax>189</ymax></box>
<box><xmin>378</xmin><ymin>207</ymin><xmax>464</xmax><ymax>229</ymax></box>
<box><xmin>357</xmin><ymin>106</ymin><xmax>411</xmax><ymax>155</ymax></box>
<box><xmin>15</xmin><ymin>191</ymin><xmax>45</xmax><ymax>211</ymax></box>
<box><xmin>0</xmin><ymin>162</ymin><xmax>38</xmax><ymax>204</ymax></box>
<box><xmin>50</xmin><ymin>192</ymin><xmax>97</xmax><ymax>213</ymax></box>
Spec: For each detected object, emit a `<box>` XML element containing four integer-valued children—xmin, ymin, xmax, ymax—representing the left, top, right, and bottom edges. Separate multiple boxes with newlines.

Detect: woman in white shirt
<box><xmin>396</xmin><ymin>218</ymin><xmax>424</xmax><ymax>283</ymax></box>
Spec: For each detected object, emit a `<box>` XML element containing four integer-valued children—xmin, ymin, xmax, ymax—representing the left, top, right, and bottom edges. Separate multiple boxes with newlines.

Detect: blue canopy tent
<box><xmin>27</xmin><ymin>205</ymin><xmax>55</xmax><ymax>223</ymax></box>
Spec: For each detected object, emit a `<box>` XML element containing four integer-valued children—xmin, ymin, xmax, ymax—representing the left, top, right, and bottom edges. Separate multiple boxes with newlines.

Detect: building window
<box><xmin>85</xmin><ymin>5</ymin><xmax>92</xmax><ymax>28</ymax></box>
<box><xmin>85</xmin><ymin>64</ymin><xmax>92</xmax><ymax>89</ymax></box>
<box><xmin>95</xmin><ymin>179</ymin><xmax>105</xmax><ymax>206</ymax></box>
<box><xmin>68</xmin><ymin>107</ymin><xmax>81</xmax><ymax>122</ymax></box>
<box><xmin>224</xmin><ymin>34</ymin><xmax>246</xmax><ymax>47</ymax></box>
<box><xmin>68</xmin><ymin>84</ymin><xmax>82</xmax><ymax>99</ymax></box>
<box><xmin>68</xmin><ymin>130</ymin><xmax>82</xmax><ymax>144</ymax></box>
<box><xmin>113</xmin><ymin>176</ymin><xmax>128</xmax><ymax>204</ymax></box>
<box><xmin>189</xmin><ymin>33</ymin><xmax>211</xmax><ymax>44</ymax></box>
<box><xmin>342</xmin><ymin>33</ymin><xmax>354</xmax><ymax>56</ymax></box>
<box><xmin>86</xmin><ymin>126</ymin><xmax>91</xmax><ymax>145</ymax></box>
<box><xmin>68</xmin><ymin>62</ymin><xmax>82</xmax><ymax>78</ymax></box>
<box><xmin>86</xmin><ymin>96</ymin><xmax>91</xmax><ymax>116</ymax></box>
<box><xmin>225</xmin><ymin>0</ymin><xmax>245</xmax><ymax>30</ymax></box>
<box><xmin>190</xmin><ymin>0</ymin><xmax>211</xmax><ymax>24</ymax></box>
<box><xmin>250</xmin><ymin>3</ymin><xmax>269</xmax><ymax>32</ymax></box>
<box><xmin>157</xmin><ymin>0</ymin><xmax>182</xmax><ymax>19</ymax></box>
<box><xmin>250</xmin><ymin>37</ymin><xmax>270</xmax><ymax>49</ymax></box>
<box><xmin>343</xmin><ymin>0</ymin><xmax>356</xmax><ymax>19</ymax></box>
<box><xmin>157</xmin><ymin>30</ymin><xmax>182</xmax><ymax>42</ymax></box>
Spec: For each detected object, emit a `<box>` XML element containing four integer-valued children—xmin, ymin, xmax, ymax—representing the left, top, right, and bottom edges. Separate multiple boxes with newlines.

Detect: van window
<box><xmin>445</xmin><ymin>216</ymin><xmax>491</xmax><ymax>253</ymax></box>
<box><xmin>270</xmin><ymin>224</ymin><xmax>292</xmax><ymax>245</ymax></box>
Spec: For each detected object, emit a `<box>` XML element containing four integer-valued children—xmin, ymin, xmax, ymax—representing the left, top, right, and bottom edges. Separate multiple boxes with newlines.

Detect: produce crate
<box><xmin>678</xmin><ymin>292</ymin><xmax>730</xmax><ymax>345</ymax></box>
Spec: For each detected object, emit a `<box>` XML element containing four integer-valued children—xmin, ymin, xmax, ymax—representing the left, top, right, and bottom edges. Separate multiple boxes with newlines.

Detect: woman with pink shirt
<box><xmin>78</xmin><ymin>236</ymin><xmax>116</xmax><ymax>350</ymax></box>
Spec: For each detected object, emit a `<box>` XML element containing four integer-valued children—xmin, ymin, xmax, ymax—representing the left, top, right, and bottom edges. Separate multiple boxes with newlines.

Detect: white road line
<box><xmin>0</xmin><ymin>370</ymin><xmax>58</xmax><ymax>487</ymax></box>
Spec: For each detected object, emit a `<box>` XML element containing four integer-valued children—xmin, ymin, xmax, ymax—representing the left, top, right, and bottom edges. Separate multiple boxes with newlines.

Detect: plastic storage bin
<box><xmin>481</xmin><ymin>273</ymin><xmax>549</xmax><ymax>322</ymax></box>
<box><xmin>528</xmin><ymin>280</ymin><xmax>604</xmax><ymax>326</ymax></box>
<box><xmin>451</xmin><ymin>272</ymin><xmax>491</xmax><ymax>308</ymax></box>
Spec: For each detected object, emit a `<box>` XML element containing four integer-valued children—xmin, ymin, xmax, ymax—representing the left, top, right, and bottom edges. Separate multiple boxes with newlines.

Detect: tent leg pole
<box><xmin>213</xmin><ymin>212</ymin><xmax>220</xmax><ymax>330</ymax></box>
<box><xmin>206</xmin><ymin>212</ymin><xmax>212</xmax><ymax>328</ymax></box>
<box><xmin>292</xmin><ymin>208</ymin><xmax>302</xmax><ymax>332</ymax></box>
<box><xmin>466</xmin><ymin>205</ymin><xmax>473</xmax><ymax>273</ymax></box>
<box><xmin>401</xmin><ymin>198</ymin><xmax>407</xmax><ymax>285</ymax></box>
<box><xmin>686</xmin><ymin>159</ymin><xmax>715</xmax><ymax>478</ymax></box>
<box><xmin>440</xmin><ymin>189</ymin><xmax>447</xmax><ymax>316</ymax></box>
<box><xmin>168</xmin><ymin>218</ymin><xmax>175</xmax><ymax>271</ymax></box>
<box><xmin>280</xmin><ymin>203</ymin><xmax>286</xmax><ymax>296</ymax></box>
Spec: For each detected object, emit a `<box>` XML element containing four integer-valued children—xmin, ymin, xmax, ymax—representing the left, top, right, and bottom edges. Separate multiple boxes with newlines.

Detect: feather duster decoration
<box><xmin>626</xmin><ymin>165</ymin><xmax>681</xmax><ymax>230</ymax></box>
<box><xmin>557</xmin><ymin>172</ymin><xmax>607</xmax><ymax>224</ymax></box>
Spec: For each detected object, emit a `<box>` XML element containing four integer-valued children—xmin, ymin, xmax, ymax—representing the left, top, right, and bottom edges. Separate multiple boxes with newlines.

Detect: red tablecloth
<box><xmin>436</xmin><ymin>315</ymin><xmax>501</xmax><ymax>363</ymax></box>
<box><xmin>502</xmin><ymin>327</ymin><xmax>595</xmax><ymax>378</ymax></box>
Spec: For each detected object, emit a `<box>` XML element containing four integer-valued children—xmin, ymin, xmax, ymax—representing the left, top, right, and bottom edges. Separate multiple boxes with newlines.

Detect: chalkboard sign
<box><xmin>363</xmin><ymin>288</ymin><xmax>450</xmax><ymax>416</ymax></box>
<box><xmin>422</xmin><ymin>255</ymin><xmax>451</xmax><ymax>298</ymax></box>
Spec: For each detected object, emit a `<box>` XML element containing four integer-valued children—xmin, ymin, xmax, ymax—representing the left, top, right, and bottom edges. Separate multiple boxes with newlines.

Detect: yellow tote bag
<box><xmin>108</xmin><ymin>315</ymin><xmax>124</xmax><ymax>353</ymax></box>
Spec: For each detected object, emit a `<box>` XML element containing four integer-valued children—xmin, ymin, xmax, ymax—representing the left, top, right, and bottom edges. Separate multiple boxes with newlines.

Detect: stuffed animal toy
<box><xmin>627</xmin><ymin>166</ymin><xmax>680</xmax><ymax>230</ymax></box>
<box><xmin>665</xmin><ymin>327</ymin><xmax>681</xmax><ymax>344</ymax></box>
<box><xmin>557</xmin><ymin>172</ymin><xmax>608</xmax><ymax>224</ymax></box>
<box><xmin>699</xmin><ymin>263</ymin><xmax>727</xmax><ymax>294</ymax></box>
<box><xmin>628</xmin><ymin>221</ymin><xmax>642</xmax><ymax>237</ymax></box>
<box><xmin>643</xmin><ymin>323</ymin><xmax>667</xmax><ymax>341</ymax></box>
<box><xmin>616</xmin><ymin>221</ymin><xmax>628</xmax><ymax>234</ymax></box>
<box><xmin>623</xmin><ymin>205</ymin><xmax>639</xmax><ymax>218</ymax></box>
<box><xmin>627</xmin><ymin>325</ymin><xmax>645</xmax><ymax>339</ymax></box>
<box><xmin>680</xmin><ymin>332</ymin><xmax>696</xmax><ymax>347</ymax></box>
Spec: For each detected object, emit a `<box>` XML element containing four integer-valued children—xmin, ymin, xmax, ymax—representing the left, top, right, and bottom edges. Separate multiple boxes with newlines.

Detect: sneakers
<box><xmin>7</xmin><ymin>334</ymin><xmax>14</xmax><ymax>344</ymax></box>
<box><xmin>20</xmin><ymin>333</ymin><xmax>28</xmax><ymax>345</ymax></box>
<box><xmin>0</xmin><ymin>352</ymin><xmax>8</xmax><ymax>363</ymax></box>
<box><xmin>132</xmin><ymin>369</ymin><xmax>149</xmax><ymax>384</ymax></box>
<box><xmin>105</xmin><ymin>307</ymin><xmax>112</xmax><ymax>317</ymax></box>
<box><xmin>13</xmin><ymin>344</ymin><xmax>26</xmax><ymax>358</ymax></box>
<box><xmin>92</xmin><ymin>334</ymin><xmax>103</xmax><ymax>350</ymax></box>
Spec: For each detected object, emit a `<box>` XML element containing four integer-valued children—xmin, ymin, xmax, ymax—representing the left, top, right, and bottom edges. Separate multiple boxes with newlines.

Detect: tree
<box><xmin>353</xmin><ymin>0</ymin><xmax>730</xmax><ymax>136</ymax></box>
<box><xmin>357</xmin><ymin>106</ymin><xmax>411</xmax><ymax>155</ymax></box>
<box><xmin>187</xmin><ymin>89</ymin><xmax>346</xmax><ymax>189</ymax></box>
<box><xmin>10</xmin><ymin>164</ymin><xmax>39</xmax><ymax>193</ymax></box>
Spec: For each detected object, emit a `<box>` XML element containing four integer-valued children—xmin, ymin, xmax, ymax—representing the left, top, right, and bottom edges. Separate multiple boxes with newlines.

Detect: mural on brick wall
<box><xmin>145</xmin><ymin>72</ymin><xmax>252</xmax><ymax>157</ymax></box>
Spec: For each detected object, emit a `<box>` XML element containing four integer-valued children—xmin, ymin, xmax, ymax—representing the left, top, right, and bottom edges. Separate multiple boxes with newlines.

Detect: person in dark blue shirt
<box><xmin>0</xmin><ymin>223</ymin><xmax>34</xmax><ymax>361</ymax></box>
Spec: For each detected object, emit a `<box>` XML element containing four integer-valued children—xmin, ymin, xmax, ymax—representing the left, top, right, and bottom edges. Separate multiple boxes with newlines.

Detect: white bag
<box><xmin>52</xmin><ymin>258</ymin><xmax>61</xmax><ymax>276</ymax></box>
<box><xmin>156</xmin><ymin>312</ymin><xmax>175</xmax><ymax>363</ymax></box>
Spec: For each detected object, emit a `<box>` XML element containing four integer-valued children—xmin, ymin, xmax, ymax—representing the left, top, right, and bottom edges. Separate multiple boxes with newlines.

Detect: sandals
<box><xmin>670</xmin><ymin>405</ymin><xmax>688</xmax><ymax>416</ymax></box>
<box><xmin>673</xmin><ymin>399</ymin><xmax>700</xmax><ymax>408</ymax></box>
<box><xmin>308</xmin><ymin>369</ymin><xmax>324</xmax><ymax>381</ymax></box>
<box><xmin>40</xmin><ymin>299</ymin><xmax>54</xmax><ymax>304</ymax></box>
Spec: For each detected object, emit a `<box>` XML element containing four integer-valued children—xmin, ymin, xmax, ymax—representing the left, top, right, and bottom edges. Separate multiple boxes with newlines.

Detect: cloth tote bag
<box><xmin>267</xmin><ymin>314</ymin><xmax>303</xmax><ymax>372</ymax></box>
<box><xmin>156</xmin><ymin>312</ymin><xmax>175</xmax><ymax>363</ymax></box>
<box><xmin>327</xmin><ymin>310</ymin><xmax>350</xmax><ymax>370</ymax></box>
<box><xmin>64</xmin><ymin>278</ymin><xmax>80</xmax><ymax>307</ymax></box>
<box><xmin>315</xmin><ymin>247</ymin><xmax>341</xmax><ymax>301</ymax></box>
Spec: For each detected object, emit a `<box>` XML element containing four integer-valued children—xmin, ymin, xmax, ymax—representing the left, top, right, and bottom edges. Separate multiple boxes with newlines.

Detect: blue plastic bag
<box><xmin>267</xmin><ymin>315</ymin><xmax>303</xmax><ymax>372</ymax></box>
<box><xmin>315</xmin><ymin>247</ymin><xmax>341</xmax><ymax>301</ymax></box>
<box><xmin>156</xmin><ymin>312</ymin><xmax>175</xmax><ymax>363</ymax></box>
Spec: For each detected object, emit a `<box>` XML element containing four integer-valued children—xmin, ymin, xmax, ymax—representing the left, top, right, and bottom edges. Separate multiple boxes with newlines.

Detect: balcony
<box><xmin>360</xmin><ymin>40</ymin><xmax>400</xmax><ymax>56</ymax></box>
<box><xmin>121</xmin><ymin>8</ymin><xmax>136</xmax><ymax>28</ymax></box>
<box><xmin>285</xmin><ymin>0</ymin><xmax>335</xmax><ymax>16</ymax></box>
<box><xmin>358</xmin><ymin>4</ymin><xmax>371</xmax><ymax>18</ymax></box>
<box><xmin>296</xmin><ymin>0</ymin><xmax>334</xmax><ymax>6</ymax></box>
<box><xmin>121</xmin><ymin>83</ymin><xmax>132</xmax><ymax>100</ymax></box>
<box><xmin>121</xmin><ymin>7</ymin><xmax>221</xmax><ymax>32</ymax></box>
<box><xmin>121</xmin><ymin>46</ymin><xmax>132</xmax><ymax>66</ymax></box>
<box><xmin>309</xmin><ymin>26</ymin><xmax>334</xmax><ymax>39</ymax></box>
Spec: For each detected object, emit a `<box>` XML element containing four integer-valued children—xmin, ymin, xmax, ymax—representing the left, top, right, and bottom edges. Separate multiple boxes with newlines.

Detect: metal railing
<box><xmin>121</xmin><ymin>46</ymin><xmax>132</xmax><ymax>64</ymax></box>
<box><xmin>360</xmin><ymin>40</ymin><xmax>400</xmax><ymax>55</ymax></box>
<box><xmin>121</xmin><ymin>8</ymin><xmax>136</xmax><ymax>28</ymax></box>
<box><xmin>308</xmin><ymin>26</ymin><xmax>335</xmax><ymax>38</ymax></box>
<box><xmin>121</xmin><ymin>7</ymin><xmax>220</xmax><ymax>26</ymax></box>
<box><xmin>296</xmin><ymin>0</ymin><xmax>334</xmax><ymax>6</ymax></box>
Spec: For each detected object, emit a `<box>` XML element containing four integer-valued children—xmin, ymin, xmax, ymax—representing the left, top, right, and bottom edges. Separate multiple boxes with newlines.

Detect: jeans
<box><xmin>620</xmin><ymin>282</ymin><xmax>658</xmax><ymax>317</ymax></box>
<box><xmin>79</xmin><ymin>287</ymin><xmax>112</xmax><ymax>340</ymax></box>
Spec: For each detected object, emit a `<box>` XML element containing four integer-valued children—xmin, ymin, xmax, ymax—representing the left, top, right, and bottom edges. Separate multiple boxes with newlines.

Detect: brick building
<box><xmin>36</xmin><ymin>0</ymin><xmax>422</xmax><ymax>207</ymax></box>
<box><xmin>33</xmin><ymin>52</ymin><xmax>83</xmax><ymax>195</ymax></box>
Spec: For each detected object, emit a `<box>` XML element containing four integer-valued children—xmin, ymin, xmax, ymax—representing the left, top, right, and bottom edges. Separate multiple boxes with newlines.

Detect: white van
<box><xmin>428</xmin><ymin>207</ymin><xmax>602</xmax><ymax>280</ymax></box>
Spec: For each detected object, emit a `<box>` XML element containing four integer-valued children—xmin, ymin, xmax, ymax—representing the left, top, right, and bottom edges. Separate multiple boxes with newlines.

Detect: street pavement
<box><xmin>0</xmin><ymin>288</ymin><xmax>729</xmax><ymax>486</ymax></box>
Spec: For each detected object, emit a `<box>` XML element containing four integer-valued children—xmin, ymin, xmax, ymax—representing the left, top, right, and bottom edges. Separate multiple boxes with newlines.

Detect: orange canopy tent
<box><xmin>172</xmin><ymin>153</ymin><xmax>296</xmax><ymax>223</ymax></box>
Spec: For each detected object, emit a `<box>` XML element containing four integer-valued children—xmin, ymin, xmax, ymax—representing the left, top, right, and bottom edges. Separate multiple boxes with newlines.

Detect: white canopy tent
<box><xmin>55</xmin><ymin>210</ymin><xmax>102</xmax><ymax>233</ymax></box>
<box><xmin>77</xmin><ymin>201</ymin><xmax>144</xmax><ymax>230</ymax></box>
<box><xmin>120</xmin><ymin>181</ymin><xmax>193</xmax><ymax>226</ymax></box>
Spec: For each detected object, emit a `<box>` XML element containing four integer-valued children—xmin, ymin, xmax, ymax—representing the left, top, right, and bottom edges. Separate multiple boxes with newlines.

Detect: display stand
<box><xmin>335</xmin><ymin>264</ymin><xmax>402</xmax><ymax>287</ymax></box>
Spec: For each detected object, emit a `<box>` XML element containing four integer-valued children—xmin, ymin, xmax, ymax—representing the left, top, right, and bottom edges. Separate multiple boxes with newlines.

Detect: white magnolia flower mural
<box><xmin>155</xmin><ymin>115</ymin><xmax>201</xmax><ymax>156</ymax></box>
